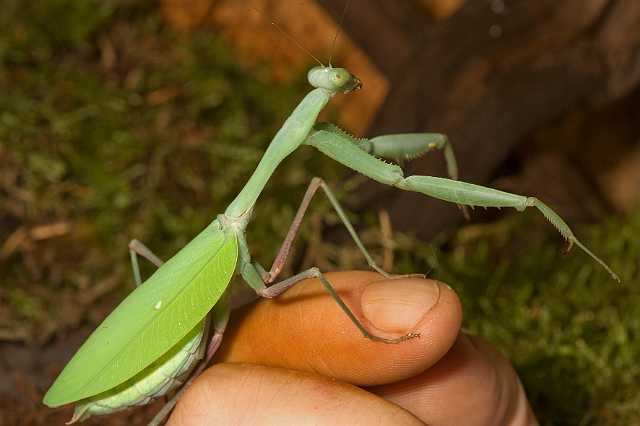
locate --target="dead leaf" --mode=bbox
[599,145,640,212]
[29,222,70,241]
[419,0,466,20]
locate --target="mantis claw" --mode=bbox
[458,204,471,220]
[384,272,427,280]
[368,332,421,344]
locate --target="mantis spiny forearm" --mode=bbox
[317,122,460,180]
[305,125,620,282]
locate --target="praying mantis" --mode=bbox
[42,15,620,426]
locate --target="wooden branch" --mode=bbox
[318,0,640,239]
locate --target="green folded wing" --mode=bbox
[43,221,238,407]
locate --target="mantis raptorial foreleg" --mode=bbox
[306,126,620,282]
[368,133,458,178]
[266,176,393,283]
[262,126,468,282]
[314,122,460,180]
[313,123,471,217]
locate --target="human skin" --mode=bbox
[168,271,538,426]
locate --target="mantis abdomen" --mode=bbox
[68,321,205,423]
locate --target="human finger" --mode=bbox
[168,363,423,426]
[216,271,462,386]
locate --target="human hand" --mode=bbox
[168,271,537,425]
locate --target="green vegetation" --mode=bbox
[1,1,638,424]
[400,212,640,425]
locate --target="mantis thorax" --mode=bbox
[218,210,253,234]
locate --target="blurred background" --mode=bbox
[1,0,639,424]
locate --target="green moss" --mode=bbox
[395,210,640,425]
[7,288,42,320]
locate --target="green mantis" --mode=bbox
[43,58,620,425]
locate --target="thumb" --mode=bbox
[216,271,462,386]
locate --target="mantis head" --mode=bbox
[308,66,362,94]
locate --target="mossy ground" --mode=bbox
[405,212,640,425]
[1,1,638,424]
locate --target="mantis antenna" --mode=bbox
[250,6,325,67]
[328,0,352,67]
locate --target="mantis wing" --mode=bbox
[43,221,238,407]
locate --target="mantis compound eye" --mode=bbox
[330,69,361,92]
[331,70,347,83]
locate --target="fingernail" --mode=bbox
[361,279,441,333]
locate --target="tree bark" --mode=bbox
[318,0,640,239]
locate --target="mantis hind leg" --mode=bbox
[128,239,164,286]
[266,177,395,283]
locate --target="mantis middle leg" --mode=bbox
[266,176,394,284]
[234,179,424,344]
[240,262,421,344]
